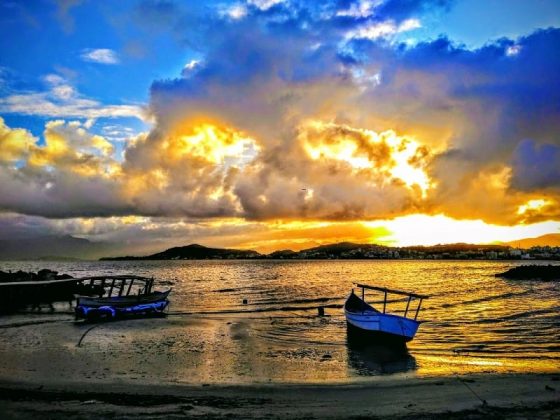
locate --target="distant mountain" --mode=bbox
[101,243,262,260]
[503,233,560,249]
[0,235,112,260]
[405,243,509,252]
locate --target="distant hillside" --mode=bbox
[101,243,262,260]
[268,249,297,258]
[100,237,560,261]
[297,242,387,257]
[504,234,560,249]
[0,235,112,260]
[303,242,363,253]
[406,243,510,252]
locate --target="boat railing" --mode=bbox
[354,283,429,320]
[74,275,155,298]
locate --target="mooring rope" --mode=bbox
[456,376,488,406]
[440,362,488,406]
[76,324,102,347]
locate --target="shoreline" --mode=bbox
[0,260,558,418]
[0,313,558,383]
[0,374,558,418]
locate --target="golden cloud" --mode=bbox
[27,120,116,177]
[0,117,36,162]
[300,120,433,197]
[1,116,559,234]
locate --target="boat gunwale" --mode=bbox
[76,288,171,308]
[354,283,429,299]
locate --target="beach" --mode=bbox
[3,0,560,416]
[0,370,558,418]
[0,312,558,418]
[0,260,559,418]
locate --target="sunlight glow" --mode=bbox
[176,124,258,166]
[383,133,432,195]
[517,199,549,215]
[305,140,371,169]
[302,121,432,196]
[366,214,560,246]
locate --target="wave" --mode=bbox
[169,302,342,316]
[247,296,342,305]
[438,290,532,309]
[475,308,557,323]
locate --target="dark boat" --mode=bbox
[74,275,171,321]
[344,284,428,344]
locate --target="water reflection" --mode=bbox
[346,331,417,375]
[1,259,558,378]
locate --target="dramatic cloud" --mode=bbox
[1,0,559,250]
[0,117,129,218]
[511,139,560,192]
[143,5,559,225]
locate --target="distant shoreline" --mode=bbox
[99,242,560,261]
[2,237,559,261]
[99,257,560,262]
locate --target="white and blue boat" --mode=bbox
[344,284,428,344]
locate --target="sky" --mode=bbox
[0,0,559,254]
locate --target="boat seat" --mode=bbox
[345,292,379,313]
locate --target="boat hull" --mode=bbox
[75,289,171,321]
[344,292,420,343]
[346,320,415,344]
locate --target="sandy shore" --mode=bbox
[0,374,558,419]
[0,313,558,418]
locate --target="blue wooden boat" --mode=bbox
[344,284,428,344]
[74,275,171,321]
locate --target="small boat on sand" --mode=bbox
[344,284,428,344]
[74,275,171,321]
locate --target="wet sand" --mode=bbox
[0,375,558,419]
[0,314,558,418]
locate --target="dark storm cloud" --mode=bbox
[511,140,560,192]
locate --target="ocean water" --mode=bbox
[0,259,558,383]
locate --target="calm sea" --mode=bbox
[1,259,558,382]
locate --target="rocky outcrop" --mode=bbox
[0,269,73,283]
[496,265,560,281]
